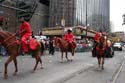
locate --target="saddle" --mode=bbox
[96,45,105,56]
[29,38,38,50]
[67,42,76,51]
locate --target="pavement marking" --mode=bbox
[108,56,125,83]
[54,63,95,83]
[49,60,52,63]
[85,63,94,67]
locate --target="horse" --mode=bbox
[54,37,76,62]
[0,31,44,79]
[96,34,107,70]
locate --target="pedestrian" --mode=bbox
[31,31,35,38]
[49,37,55,55]
[18,17,32,55]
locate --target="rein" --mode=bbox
[0,32,18,47]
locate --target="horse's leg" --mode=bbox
[32,54,39,72]
[65,51,69,61]
[4,55,14,79]
[61,52,64,62]
[97,57,101,68]
[101,57,105,70]
[38,52,43,69]
[13,56,18,76]
[71,49,75,61]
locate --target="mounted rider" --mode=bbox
[18,17,32,54]
[94,30,107,55]
[63,29,74,48]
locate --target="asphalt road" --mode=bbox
[0,49,125,83]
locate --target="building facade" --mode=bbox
[0,0,17,32]
[49,0,110,32]
[0,0,49,33]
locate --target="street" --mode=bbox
[0,49,125,83]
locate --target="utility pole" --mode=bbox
[85,0,88,43]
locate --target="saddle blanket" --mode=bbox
[29,38,38,50]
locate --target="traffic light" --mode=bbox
[122,14,125,25]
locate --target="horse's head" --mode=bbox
[100,35,107,43]
[53,37,60,47]
[99,35,107,48]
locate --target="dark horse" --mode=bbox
[54,37,76,62]
[0,31,44,79]
[96,35,107,70]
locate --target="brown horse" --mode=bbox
[96,35,107,70]
[54,37,76,62]
[0,31,44,79]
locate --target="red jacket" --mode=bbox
[19,21,32,37]
[63,32,74,43]
[94,32,101,43]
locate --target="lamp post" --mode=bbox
[122,14,125,25]
[85,0,88,43]
[122,14,125,34]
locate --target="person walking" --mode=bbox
[49,37,55,55]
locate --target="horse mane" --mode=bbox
[98,35,107,49]
[56,37,67,45]
[0,31,17,48]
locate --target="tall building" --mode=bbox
[49,0,75,27]
[49,0,110,32]
[17,0,49,32]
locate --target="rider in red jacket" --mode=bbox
[94,32,101,43]
[63,29,74,48]
[19,17,32,54]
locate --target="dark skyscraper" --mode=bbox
[49,0,110,32]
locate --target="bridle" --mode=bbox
[0,34,18,47]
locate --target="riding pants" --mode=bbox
[21,33,31,53]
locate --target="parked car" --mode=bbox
[112,42,122,51]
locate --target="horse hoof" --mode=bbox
[102,67,104,70]
[60,61,63,63]
[67,59,70,61]
[70,59,73,61]
[31,70,35,73]
[13,72,18,76]
[41,66,44,69]
[4,74,8,79]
